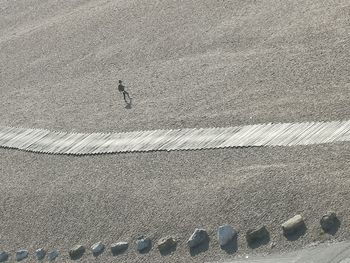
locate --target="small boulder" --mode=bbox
[91,241,104,255]
[320,211,338,232]
[0,252,8,262]
[217,225,237,246]
[35,248,46,260]
[246,226,269,245]
[157,236,177,252]
[47,250,59,261]
[136,236,151,252]
[16,250,28,261]
[69,245,85,259]
[187,228,208,248]
[282,215,304,234]
[111,242,128,255]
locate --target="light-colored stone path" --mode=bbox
[0,120,349,155]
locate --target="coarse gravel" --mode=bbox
[0,143,349,262]
[0,0,349,133]
[0,0,349,262]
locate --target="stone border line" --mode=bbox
[0,120,349,155]
[0,212,340,261]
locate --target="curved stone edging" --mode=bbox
[0,212,341,261]
[0,120,349,155]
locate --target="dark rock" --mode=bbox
[218,224,237,246]
[15,250,28,261]
[157,236,177,252]
[0,252,8,262]
[136,236,151,252]
[320,211,338,232]
[35,248,46,260]
[69,245,85,259]
[246,226,269,245]
[91,241,104,255]
[187,228,209,248]
[111,242,128,255]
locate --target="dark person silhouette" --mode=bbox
[118,80,131,103]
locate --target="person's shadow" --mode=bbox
[125,98,133,109]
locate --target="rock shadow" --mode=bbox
[138,241,152,254]
[190,237,210,256]
[284,222,307,241]
[0,252,9,262]
[92,247,105,258]
[220,235,238,254]
[323,217,341,236]
[111,245,128,256]
[160,243,178,256]
[247,231,270,249]
[69,253,84,261]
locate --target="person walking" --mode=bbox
[118,80,132,104]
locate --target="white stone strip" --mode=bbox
[0,120,349,155]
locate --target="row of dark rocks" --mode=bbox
[0,211,339,261]
[247,212,339,246]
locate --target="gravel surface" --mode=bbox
[0,144,349,262]
[0,0,349,262]
[0,0,349,132]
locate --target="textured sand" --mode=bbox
[0,0,349,262]
[0,144,349,262]
[0,0,349,132]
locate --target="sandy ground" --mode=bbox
[0,144,349,262]
[0,0,349,262]
[0,0,349,132]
